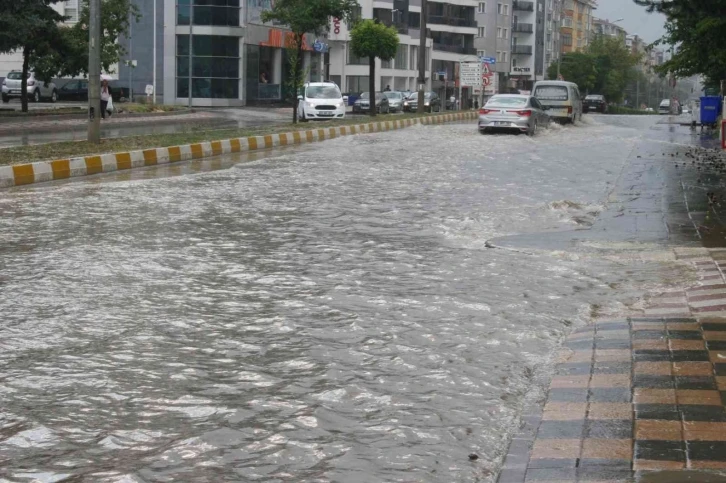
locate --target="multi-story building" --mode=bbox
[560,0,596,54]
[510,0,561,90]
[474,0,512,95]
[592,17,626,41]
[545,0,563,76]
[327,0,432,95]
[427,0,478,106]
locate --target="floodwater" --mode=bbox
[0,116,691,482]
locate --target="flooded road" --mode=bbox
[0,116,692,482]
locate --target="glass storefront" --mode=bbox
[177,0,240,27]
[176,35,240,98]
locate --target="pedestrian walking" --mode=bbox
[384,85,391,92]
[100,80,112,120]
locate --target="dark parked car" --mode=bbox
[352,92,390,114]
[404,92,442,113]
[57,80,126,102]
[583,94,607,113]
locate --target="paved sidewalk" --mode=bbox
[497,247,726,482]
[0,111,218,133]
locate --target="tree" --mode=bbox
[349,19,399,116]
[33,0,140,80]
[261,0,360,124]
[0,0,65,112]
[632,0,726,85]
[547,52,597,92]
[588,35,640,103]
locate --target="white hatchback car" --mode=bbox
[2,71,57,103]
[297,82,346,122]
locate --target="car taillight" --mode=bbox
[479,108,495,114]
[508,110,532,117]
[567,106,573,114]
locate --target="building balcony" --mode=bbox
[513,1,534,12]
[511,45,533,55]
[428,15,477,28]
[433,43,477,55]
[513,23,534,33]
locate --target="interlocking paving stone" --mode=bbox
[497,248,726,482]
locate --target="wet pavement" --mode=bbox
[0,114,724,482]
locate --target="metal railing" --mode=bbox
[427,15,477,28]
[432,43,477,55]
[511,45,533,54]
[513,23,534,33]
[513,1,534,11]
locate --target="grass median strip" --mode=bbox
[0,112,465,167]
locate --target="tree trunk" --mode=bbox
[21,45,30,113]
[369,56,376,117]
[292,35,304,124]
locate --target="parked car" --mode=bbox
[2,71,57,103]
[297,81,346,122]
[533,80,582,124]
[404,92,442,113]
[478,94,550,136]
[57,80,127,102]
[583,94,607,113]
[383,91,405,112]
[353,92,390,114]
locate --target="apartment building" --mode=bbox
[560,0,596,53]
[509,0,562,89]
[474,0,512,94]
[427,0,478,105]
[592,17,626,41]
[327,0,432,95]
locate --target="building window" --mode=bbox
[177,0,241,27]
[562,17,572,27]
[497,27,502,37]
[503,28,508,39]
[478,26,486,37]
[478,2,486,13]
[347,76,369,93]
[381,58,392,69]
[347,43,368,65]
[477,49,487,57]
[512,57,517,67]
[497,50,507,62]
[395,44,408,70]
[497,3,503,14]
[176,35,239,98]
[410,45,418,70]
[562,33,572,46]
[502,51,507,62]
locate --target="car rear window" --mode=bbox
[7,72,26,80]
[486,97,528,107]
[535,85,569,101]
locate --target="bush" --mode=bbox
[606,106,656,115]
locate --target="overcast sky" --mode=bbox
[594,0,667,44]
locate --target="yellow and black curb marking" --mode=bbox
[0,111,477,188]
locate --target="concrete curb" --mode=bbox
[0,111,476,189]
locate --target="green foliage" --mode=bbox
[260,0,360,123]
[0,0,65,111]
[547,52,597,92]
[349,19,399,61]
[33,0,140,80]
[350,19,399,116]
[633,0,726,85]
[547,36,640,104]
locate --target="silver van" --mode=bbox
[533,80,583,124]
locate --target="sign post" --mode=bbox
[460,60,483,110]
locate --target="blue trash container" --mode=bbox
[700,96,721,126]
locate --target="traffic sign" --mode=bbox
[480,56,496,64]
[459,61,482,87]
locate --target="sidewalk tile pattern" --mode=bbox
[0,112,477,189]
[497,248,726,482]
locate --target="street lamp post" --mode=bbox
[417,0,427,113]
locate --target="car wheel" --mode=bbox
[1,95,8,103]
[50,90,58,103]
[479,128,488,135]
[528,120,538,136]
[299,109,308,122]
[33,89,40,103]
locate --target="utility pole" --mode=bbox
[188,2,194,108]
[153,0,157,104]
[88,0,101,144]
[417,0,427,113]
[636,78,639,109]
